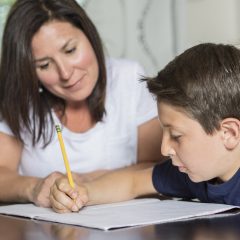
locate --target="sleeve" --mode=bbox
[134,62,158,126]
[152,160,196,199]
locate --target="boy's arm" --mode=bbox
[85,167,156,206]
[50,167,157,213]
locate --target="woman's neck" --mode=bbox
[55,101,95,133]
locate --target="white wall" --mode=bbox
[0,4,11,47]
[1,0,240,73]
[81,0,186,75]
[185,0,240,48]
[82,0,240,73]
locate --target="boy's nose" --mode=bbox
[161,136,175,157]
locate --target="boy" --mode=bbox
[50,43,240,213]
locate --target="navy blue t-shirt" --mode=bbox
[152,160,240,206]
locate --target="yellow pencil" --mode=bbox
[55,124,75,188]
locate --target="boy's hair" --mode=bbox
[144,43,240,134]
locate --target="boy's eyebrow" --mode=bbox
[159,122,172,128]
[160,122,181,130]
[164,124,171,127]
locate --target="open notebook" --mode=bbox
[0,198,239,231]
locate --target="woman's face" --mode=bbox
[31,20,99,105]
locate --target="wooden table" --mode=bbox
[0,211,239,240]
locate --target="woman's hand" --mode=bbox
[31,172,63,207]
[49,176,89,213]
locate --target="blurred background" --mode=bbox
[0,0,240,75]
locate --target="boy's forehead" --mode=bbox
[157,102,181,116]
[157,102,190,127]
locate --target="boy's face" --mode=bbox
[158,102,237,183]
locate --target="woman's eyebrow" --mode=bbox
[34,57,49,63]
[61,39,73,50]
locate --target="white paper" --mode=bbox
[0,198,238,231]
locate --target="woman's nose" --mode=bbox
[57,60,73,80]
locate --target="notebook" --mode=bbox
[0,198,238,231]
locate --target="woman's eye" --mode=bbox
[38,63,49,70]
[65,47,76,54]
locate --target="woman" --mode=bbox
[0,0,163,207]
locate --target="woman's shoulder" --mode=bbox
[106,57,145,85]
[105,57,146,101]
[106,57,137,65]
[106,57,144,73]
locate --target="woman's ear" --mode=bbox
[220,118,240,150]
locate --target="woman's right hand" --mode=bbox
[49,176,89,213]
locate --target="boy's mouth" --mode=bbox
[178,166,187,173]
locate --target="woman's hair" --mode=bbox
[143,43,240,134]
[0,0,106,146]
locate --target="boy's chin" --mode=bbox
[188,174,204,183]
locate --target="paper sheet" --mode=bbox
[0,198,238,231]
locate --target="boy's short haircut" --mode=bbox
[143,43,240,134]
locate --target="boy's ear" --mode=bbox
[220,118,240,150]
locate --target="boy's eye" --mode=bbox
[170,134,182,141]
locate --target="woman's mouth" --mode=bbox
[63,75,86,91]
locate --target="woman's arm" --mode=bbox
[137,117,165,163]
[0,132,62,206]
[0,132,31,202]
